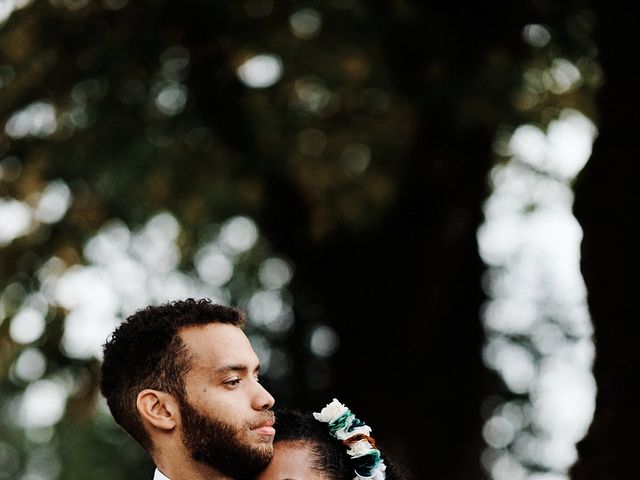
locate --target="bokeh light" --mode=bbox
[17,379,68,429]
[309,324,339,357]
[522,24,552,48]
[9,307,46,345]
[289,8,322,40]
[4,101,57,139]
[236,54,283,89]
[0,0,31,25]
[0,199,31,245]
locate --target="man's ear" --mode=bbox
[136,389,178,431]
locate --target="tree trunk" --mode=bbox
[571,3,640,478]
[287,3,526,477]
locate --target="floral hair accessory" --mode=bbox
[313,398,387,480]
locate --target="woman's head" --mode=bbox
[257,399,410,480]
[256,408,352,480]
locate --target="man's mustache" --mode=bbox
[248,410,276,429]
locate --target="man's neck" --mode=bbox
[154,454,233,480]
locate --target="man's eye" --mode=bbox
[225,378,241,386]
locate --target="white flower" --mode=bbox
[314,398,386,480]
[348,424,372,437]
[334,420,372,440]
[313,398,349,424]
[346,439,375,457]
[371,466,387,480]
[353,462,386,480]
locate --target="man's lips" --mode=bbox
[251,419,276,436]
[252,425,276,435]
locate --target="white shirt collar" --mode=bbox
[153,468,171,480]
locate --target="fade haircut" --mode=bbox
[100,298,246,450]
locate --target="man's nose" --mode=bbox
[253,381,275,410]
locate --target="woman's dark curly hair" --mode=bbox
[99,298,245,450]
[273,408,411,480]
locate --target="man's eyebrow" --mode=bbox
[214,364,261,375]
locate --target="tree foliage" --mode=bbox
[0,1,604,479]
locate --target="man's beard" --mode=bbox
[178,396,274,479]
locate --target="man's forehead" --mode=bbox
[179,322,244,342]
[178,323,257,366]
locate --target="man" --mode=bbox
[100,298,276,480]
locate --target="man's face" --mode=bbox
[178,323,276,479]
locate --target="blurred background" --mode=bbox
[0,0,636,479]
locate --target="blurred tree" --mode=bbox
[0,0,601,479]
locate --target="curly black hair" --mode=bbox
[273,408,411,480]
[100,298,245,450]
